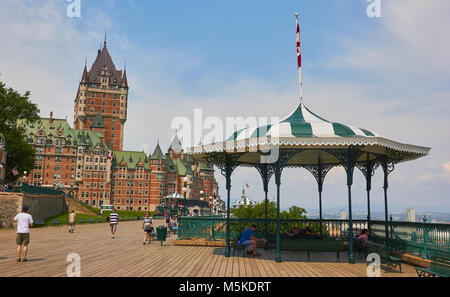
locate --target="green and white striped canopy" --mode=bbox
[227,104,377,141]
[188,103,430,164]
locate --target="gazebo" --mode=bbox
[186,14,430,263]
[232,188,258,208]
[157,192,184,215]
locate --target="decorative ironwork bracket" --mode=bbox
[325,145,364,186]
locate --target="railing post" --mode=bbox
[178,217,181,240]
[211,217,215,241]
[389,216,393,238]
[423,216,428,259]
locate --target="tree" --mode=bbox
[232,202,307,219]
[0,81,40,182]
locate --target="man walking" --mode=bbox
[68,210,76,233]
[14,205,34,262]
[109,208,119,238]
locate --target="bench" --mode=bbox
[367,242,402,272]
[77,218,86,224]
[34,219,45,227]
[416,254,450,277]
[88,218,95,223]
[97,218,103,223]
[168,224,178,236]
[233,233,250,257]
[263,234,343,261]
[278,238,344,262]
[51,219,62,225]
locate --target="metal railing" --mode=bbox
[178,217,368,241]
[178,216,450,259]
[370,217,450,259]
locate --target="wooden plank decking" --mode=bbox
[0,220,418,277]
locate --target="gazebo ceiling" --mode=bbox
[188,103,431,165]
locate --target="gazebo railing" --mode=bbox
[178,217,368,241]
[178,217,450,259]
[370,219,450,259]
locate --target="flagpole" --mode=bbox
[296,12,304,105]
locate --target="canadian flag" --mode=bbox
[296,16,301,69]
[296,13,304,103]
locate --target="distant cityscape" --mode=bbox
[306,208,450,224]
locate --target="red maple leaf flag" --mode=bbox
[296,13,303,103]
[297,16,301,69]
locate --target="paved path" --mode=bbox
[0,221,418,277]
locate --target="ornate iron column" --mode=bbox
[356,153,380,235]
[205,152,242,258]
[381,157,394,247]
[328,146,362,264]
[274,162,282,263]
[304,157,334,238]
[254,163,274,240]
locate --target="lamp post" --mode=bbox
[200,190,204,216]
[182,176,188,216]
[209,196,213,215]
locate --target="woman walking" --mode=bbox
[142,213,153,245]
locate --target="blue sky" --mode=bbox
[1,0,449,214]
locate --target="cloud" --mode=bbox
[0,0,448,212]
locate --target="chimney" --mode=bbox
[50,112,53,123]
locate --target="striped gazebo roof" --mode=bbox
[227,103,378,141]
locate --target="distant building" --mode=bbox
[406,208,416,222]
[340,210,347,220]
[232,188,257,208]
[18,36,218,211]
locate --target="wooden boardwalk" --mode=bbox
[0,220,418,277]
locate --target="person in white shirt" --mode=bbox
[14,205,34,262]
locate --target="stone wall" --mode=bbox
[0,192,66,228]
[65,197,96,216]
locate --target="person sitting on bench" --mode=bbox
[238,224,263,257]
[299,227,320,238]
[281,227,300,238]
[358,229,369,248]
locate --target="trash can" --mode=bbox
[156,225,167,246]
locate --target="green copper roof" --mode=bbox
[150,142,165,160]
[21,117,107,149]
[172,158,193,176]
[166,157,178,173]
[199,161,214,171]
[112,150,150,169]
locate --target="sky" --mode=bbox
[0,0,449,214]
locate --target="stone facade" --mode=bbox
[0,192,66,228]
[73,41,128,151]
[18,38,219,212]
